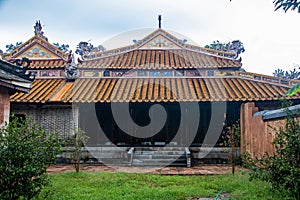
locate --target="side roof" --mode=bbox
[0,59,34,93]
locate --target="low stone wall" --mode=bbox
[240,102,297,158]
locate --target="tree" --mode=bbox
[248,102,300,199]
[65,128,89,172]
[286,82,300,96]
[273,0,300,12]
[222,121,241,175]
[0,116,62,200]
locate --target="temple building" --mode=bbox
[1,20,300,165]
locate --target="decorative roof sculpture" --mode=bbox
[65,51,79,80]
[75,41,105,57]
[5,42,23,53]
[53,43,70,53]
[34,20,48,41]
[205,40,245,59]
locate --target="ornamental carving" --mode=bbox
[65,52,79,80]
[53,43,70,53]
[205,40,245,59]
[13,57,35,80]
[25,47,50,58]
[225,40,245,58]
[5,42,22,53]
[75,41,105,56]
[147,38,173,48]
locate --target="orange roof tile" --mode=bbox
[10,79,65,103]
[29,59,66,69]
[80,49,241,70]
[10,77,299,103]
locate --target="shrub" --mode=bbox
[221,121,241,175]
[64,128,89,172]
[0,115,62,199]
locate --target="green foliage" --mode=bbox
[64,128,89,172]
[248,105,300,199]
[286,81,300,96]
[0,115,62,200]
[35,172,286,200]
[273,0,300,12]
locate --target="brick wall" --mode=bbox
[11,104,77,138]
[0,88,10,126]
[240,102,286,158]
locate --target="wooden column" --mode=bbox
[0,88,10,127]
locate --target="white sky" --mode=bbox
[0,0,300,75]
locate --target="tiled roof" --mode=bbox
[10,77,298,103]
[28,59,66,69]
[0,59,33,93]
[80,49,241,69]
[0,68,31,83]
[10,79,64,103]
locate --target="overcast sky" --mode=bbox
[0,0,300,75]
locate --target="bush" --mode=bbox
[221,120,241,175]
[0,115,62,199]
[248,105,300,199]
[64,128,89,172]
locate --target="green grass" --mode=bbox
[34,171,286,200]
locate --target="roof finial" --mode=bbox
[158,15,162,29]
[34,20,48,41]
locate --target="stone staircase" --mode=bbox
[58,146,237,166]
[128,147,191,167]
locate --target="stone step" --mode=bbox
[131,162,187,167]
[132,159,187,167]
[133,154,186,160]
[134,151,185,155]
[131,148,188,167]
[134,147,186,151]
[133,158,183,163]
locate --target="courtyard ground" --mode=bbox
[47,164,245,175]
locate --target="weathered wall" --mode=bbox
[11,104,77,138]
[0,87,10,126]
[240,102,287,158]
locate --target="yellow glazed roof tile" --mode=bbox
[10,77,300,103]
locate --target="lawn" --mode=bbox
[33,171,288,200]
